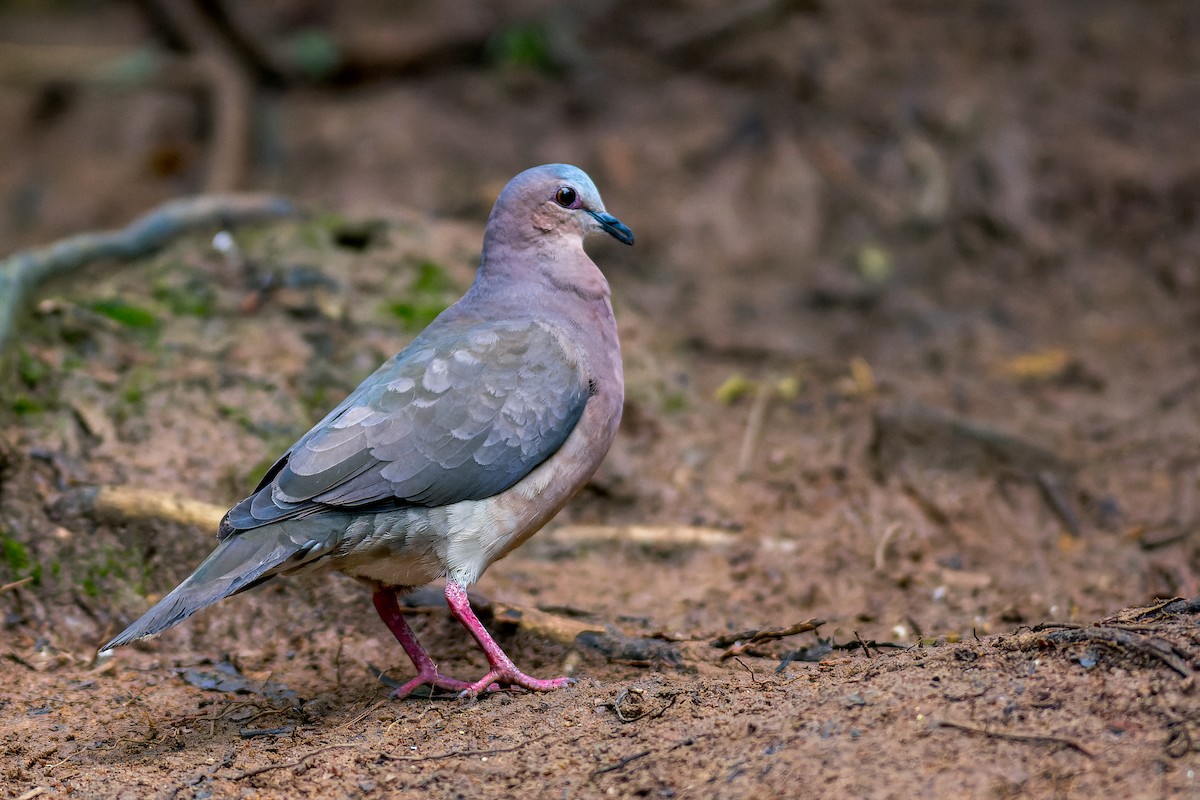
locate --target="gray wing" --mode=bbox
[220,319,589,535]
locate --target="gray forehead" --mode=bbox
[544,164,593,188]
[529,164,600,198]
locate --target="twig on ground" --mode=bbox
[736,381,773,476]
[713,618,825,659]
[0,43,252,192]
[873,522,901,572]
[227,743,356,780]
[590,736,703,780]
[654,0,802,62]
[935,718,1095,758]
[0,576,34,593]
[1036,470,1082,537]
[59,485,227,530]
[377,732,555,763]
[543,523,739,550]
[1013,610,1195,677]
[334,699,389,732]
[490,601,604,646]
[1104,596,1200,623]
[591,749,652,778]
[734,657,769,686]
[0,194,296,355]
[1037,626,1192,677]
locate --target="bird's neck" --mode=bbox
[475,239,611,304]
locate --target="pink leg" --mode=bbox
[372,588,480,698]
[444,579,575,698]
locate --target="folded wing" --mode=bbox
[220,319,589,537]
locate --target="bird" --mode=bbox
[100,164,633,699]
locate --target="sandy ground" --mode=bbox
[2,1,1200,798]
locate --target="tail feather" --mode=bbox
[100,525,323,653]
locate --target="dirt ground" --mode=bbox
[2,1,1200,798]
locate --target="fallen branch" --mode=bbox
[0,576,35,594]
[542,523,739,550]
[1027,625,1193,678]
[736,381,773,476]
[1036,470,1082,537]
[0,193,296,355]
[1101,596,1200,624]
[653,0,803,63]
[0,44,252,192]
[1041,623,1190,676]
[934,718,1095,758]
[490,601,603,645]
[56,485,227,531]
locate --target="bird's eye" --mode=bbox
[554,186,577,208]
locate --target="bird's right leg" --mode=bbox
[372,588,478,698]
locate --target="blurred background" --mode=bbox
[0,0,1199,654]
[2,0,1192,358]
[2,2,1200,794]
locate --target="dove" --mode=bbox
[100,164,633,698]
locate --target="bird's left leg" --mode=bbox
[444,579,575,698]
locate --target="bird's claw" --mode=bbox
[458,672,575,699]
[388,667,479,699]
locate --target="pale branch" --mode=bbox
[0,193,296,355]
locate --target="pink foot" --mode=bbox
[444,579,575,699]
[372,589,498,698]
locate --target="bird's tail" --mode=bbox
[99,523,327,653]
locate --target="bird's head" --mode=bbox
[488,164,634,250]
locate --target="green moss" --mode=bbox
[411,260,455,294]
[1,532,41,586]
[217,402,257,433]
[77,547,149,598]
[296,214,343,250]
[10,394,44,415]
[387,299,451,331]
[17,347,50,388]
[153,275,216,318]
[385,259,459,332]
[111,369,152,426]
[661,391,690,414]
[299,383,333,420]
[122,373,147,406]
[89,299,161,329]
[2,536,30,574]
